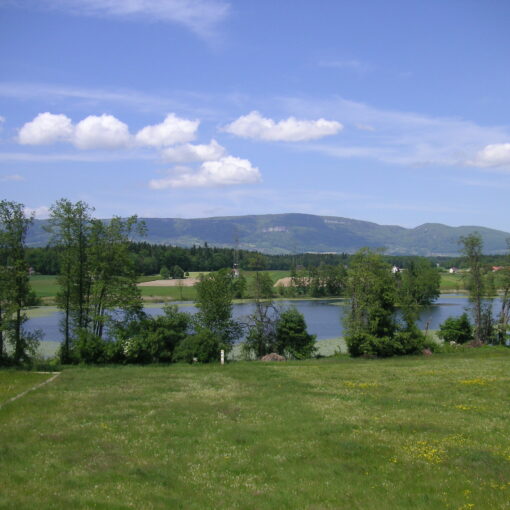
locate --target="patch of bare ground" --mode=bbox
[137,278,199,287]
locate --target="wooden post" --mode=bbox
[220,349,225,365]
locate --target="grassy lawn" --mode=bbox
[0,371,54,402]
[1,348,509,509]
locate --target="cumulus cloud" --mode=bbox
[41,0,230,38]
[73,114,131,150]
[18,112,73,145]
[24,206,50,219]
[469,143,510,168]
[161,139,226,163]
[136,113,199,147]
[149,156,261,189]
[224,111,343,142]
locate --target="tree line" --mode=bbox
[26,239,504,277]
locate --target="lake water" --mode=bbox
[28,294,503,343]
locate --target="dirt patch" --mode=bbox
[274,277,312,287]
[137,278,199,287]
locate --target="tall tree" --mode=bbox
[87,216,145,339]
[47,199,93,362]
[495,240,510,345]
[344,248,397,339]
[460,233,486,344]
[194,269,242,350]
[0,200,36,364]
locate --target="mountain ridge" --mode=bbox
[26,213,510,256]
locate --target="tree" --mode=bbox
[47,199,93,362]
[438,313,473,344]
[249,271,274,299]
[87,216,145,340]
[495,241,510,345]
[160,266,170,279]
[460,233,490,344]
[171,265,184,279]
[344,248,397,340]
[194,269,242,351]
[243,301,280,359]
[275,308,316,359]
[0,200,39,364]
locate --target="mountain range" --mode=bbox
[27,213,510,256]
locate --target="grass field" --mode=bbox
[1,348,509,509]
[29,272,478,303]
[0,371,53,402]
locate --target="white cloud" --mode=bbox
[149,156,261,189]
[469,143,510,168]
[224,111,343,142]
[24,206,50,219]
[136,113,199,147]
[73,114,131,150]
[280,96,510,167]
[0,174,25,182]
[41,0,229,38]
[18,112,73,145]
[161,139,226,163]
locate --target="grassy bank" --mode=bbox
[1,348,509,509]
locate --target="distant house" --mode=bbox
[449,267,458,274]
[391,266,400,274]
[492,266,504,272]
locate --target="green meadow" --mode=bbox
[1,348,509,509]
[31,272,467,303]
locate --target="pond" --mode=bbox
[27,294,503,343]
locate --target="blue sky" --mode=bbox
[1,0,510,231]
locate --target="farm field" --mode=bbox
[30,271,469,302]
[1,348,509,509]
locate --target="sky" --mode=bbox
[1,0,510,231]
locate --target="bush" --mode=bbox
[346,329,428,358]
[173,329,223,363]
[111,305,191,363]
[275,308,316,359]
[438,313,473,344]
[73,330,107,364]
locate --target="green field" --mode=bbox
[29,272,481,303]
[1,348,509,509]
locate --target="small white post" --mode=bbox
[220,349,225,365]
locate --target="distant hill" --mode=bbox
[27,213,510,256]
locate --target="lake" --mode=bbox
[27,294,503,343]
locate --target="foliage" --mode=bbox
[243,301,280,359]
[109,305,191,364]
[72,329,108,364]
[344,248,435,357]
[194,269,242,349]
[171,265,184,279]
[344,248,397,340]
[249,271,274,299]
[396,257,440,307]
[345,330,431,358]
[160,266,170,279]
[0,200,39,365]
[47,200,146,362]
[437,313,473,344]
[275,307,316,359]
[460,233,485,343]
[173,328,223,363]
